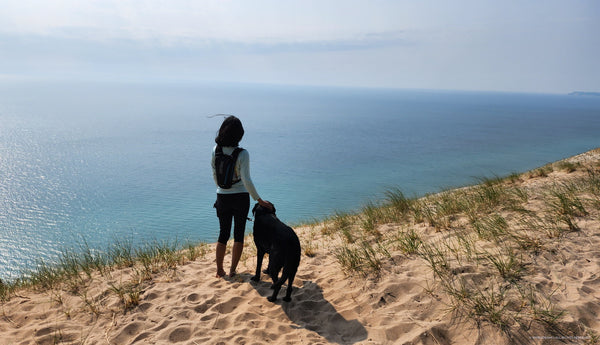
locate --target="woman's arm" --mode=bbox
[238,150,273,210]
[237,150,261,201]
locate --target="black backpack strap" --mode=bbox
[231,147,243,160]
[216,145,242,157]
[229,148,244,186]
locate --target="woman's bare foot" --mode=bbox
[216,269,226,278]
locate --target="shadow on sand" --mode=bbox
[250,278,368,344]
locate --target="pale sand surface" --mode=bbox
[1,149,599,344]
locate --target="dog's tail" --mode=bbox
[273,268,290,286]
[281,239,300,287]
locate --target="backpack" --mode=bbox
[214,146,244,189]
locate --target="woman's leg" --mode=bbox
[229,242,244,277]
[215,242,227,278]
[229,194,250,276]
[215,195,233,278]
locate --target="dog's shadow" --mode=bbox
[249,278,368,344]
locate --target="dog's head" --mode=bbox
[252,203,276,218]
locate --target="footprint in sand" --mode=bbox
[583,275,600,287]
[199,311,218,322]
[111,322,144,344]
[167,326,192,342]
[576,301,600,327]
[137,302,153,312]
[131,331,152,343]
[580,285,594,294]
[186,293,201,303]
[151,320,170,332]
[145,292,159,300]
[193,296,218,314]
[213,296,244,314]
[233,311,261,323]
[35,326,57,337]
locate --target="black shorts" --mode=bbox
[214,193,250,244]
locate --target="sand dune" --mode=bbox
[1,149,599,344]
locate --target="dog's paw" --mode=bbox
[267,296,277,303]
[283,296,292,302]
[250,275,260,282]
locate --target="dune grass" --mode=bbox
[327,156,600,337]
[1,151,598,340]
[0,239,209,307]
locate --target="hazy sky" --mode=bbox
[1,0,598,93]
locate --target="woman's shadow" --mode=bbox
[249,277,368,344]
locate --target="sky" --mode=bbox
[0,0,599,93]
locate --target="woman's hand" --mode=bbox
[258,198,274,210]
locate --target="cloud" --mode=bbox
[0,0,404,43]
[0,27,409,63]
[0,1,599,92]
[0,28,411,85]
[208,31,411,54]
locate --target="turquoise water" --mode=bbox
[0,81,599,279]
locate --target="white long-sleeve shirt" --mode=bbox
[211,145,261,201]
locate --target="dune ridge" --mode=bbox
[1,149,600,344]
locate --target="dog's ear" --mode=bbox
[252,203,259,215]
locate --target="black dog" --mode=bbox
[250,203,301,302]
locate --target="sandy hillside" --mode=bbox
[1,149,599,345]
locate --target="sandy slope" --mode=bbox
[1,149,599,345]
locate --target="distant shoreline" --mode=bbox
[568,91,600,96]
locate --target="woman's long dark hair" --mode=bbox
[215,116,244,147]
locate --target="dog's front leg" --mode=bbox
[251,248,265,282]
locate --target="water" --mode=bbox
[0,81,599,279]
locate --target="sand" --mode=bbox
[1,149,599,345]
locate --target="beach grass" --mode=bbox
[1,150,599,343]
[0,239,209,305]
[326,153,600,337]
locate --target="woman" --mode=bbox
[212,116,272,278]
